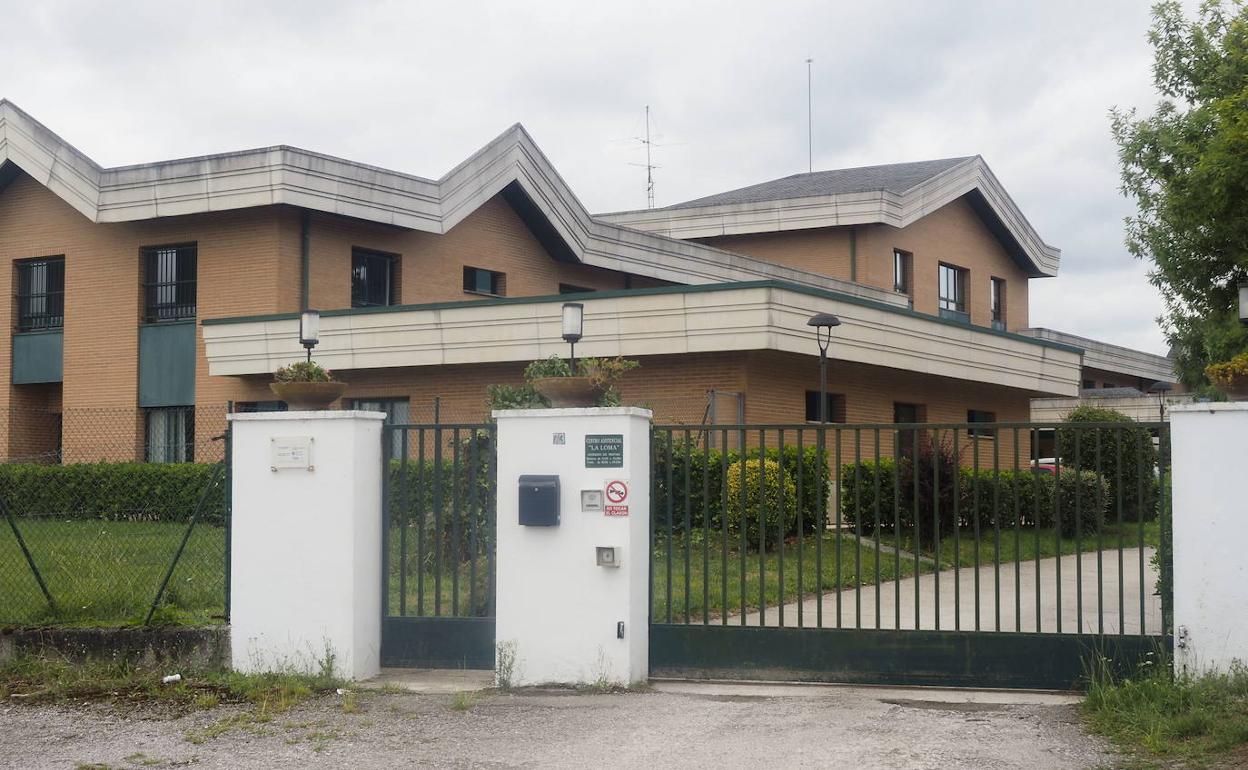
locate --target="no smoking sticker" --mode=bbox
[605,479,629,516]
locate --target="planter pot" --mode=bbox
[269,381,348,411]
[531,376,603,408]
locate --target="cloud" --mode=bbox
[0,0,1175,353]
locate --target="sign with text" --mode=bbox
[604,479,629,516]
[584,434,624,468]
[270,436,313,471]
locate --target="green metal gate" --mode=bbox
[380,422,496,669]
[649,421,1172,690]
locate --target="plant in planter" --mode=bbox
[500,355,640,409]
[1205,352,1248,400]
[270,360,348,410]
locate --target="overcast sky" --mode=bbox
[2,0,1180,354]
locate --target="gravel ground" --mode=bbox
[0,686,1114,770]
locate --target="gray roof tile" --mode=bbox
[662,157,975,210]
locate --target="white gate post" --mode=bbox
[493,407,652,687]
[227,410,385,680]
[1169,402,1248,675]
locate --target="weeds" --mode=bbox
[1083,654,1248,766]
[449,691,477,712]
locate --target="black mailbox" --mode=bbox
[518,475,560,526]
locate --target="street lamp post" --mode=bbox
[1148,380,1174,423]
[562,302,584,374]
[807,313,842,423]
[299,309,320,363]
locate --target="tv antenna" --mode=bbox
[627,105,659,209]
[805,57,813,173]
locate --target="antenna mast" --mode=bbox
[806,58,813,173]
[644,105,655,209]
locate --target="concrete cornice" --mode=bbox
[0,99,904,308]
[1019,328,1176,383]
[203,283,1081,396]
[595,157,1062,278]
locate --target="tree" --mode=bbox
[1112,1,1248,390]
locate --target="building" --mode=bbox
[0,99,1089,464]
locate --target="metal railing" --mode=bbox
[382,423,497,619]
[650,421,1170,637]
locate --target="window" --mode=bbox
[990,277,1006,331]
[1081,379,1096,390]
[145,407,194,462]
[892,250,911,295]
[804,391,846,423]
[559,283,594,294]
[938,263,968,321]
[15,257,65,332]
[463,267,505,297]
[349,397,410,458]
[894,402,925,456]
[351,249,399,308]
[967,409,996,439]
[142,244,197,323]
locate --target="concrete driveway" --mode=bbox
[0,680,1112,770]
[741,547,1161,635]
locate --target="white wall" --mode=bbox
[1170,402,1248,675]
[493,407,652,687]
[228,411,384,680]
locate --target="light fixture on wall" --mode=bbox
[562,302,584,373]
[300,309,320,363]
[807,312,841,424]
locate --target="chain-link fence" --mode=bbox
[0,406,229,627]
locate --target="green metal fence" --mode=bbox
[649,420,1171,689]
[0,407,230,627]
[380,422,497,669]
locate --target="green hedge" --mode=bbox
[841,462,1109,539]
[1056,406,1160,522]
[651,439,830,539]
[0,462,227,527]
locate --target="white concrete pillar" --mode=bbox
[493,407,652,687]
[1170,402,1248,675]
[227,410,385,680]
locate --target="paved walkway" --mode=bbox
[741,547,1162,634]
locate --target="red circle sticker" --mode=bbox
[605,480,629,504]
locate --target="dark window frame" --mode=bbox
[463,266,506,297]
[938,263,968,314]
[892,249,911,295]
[142,244,197,323]
[144,406,195,463]
[804,391,846,423]
[893,402,926,456]
[967,408,997,439]
[559,283,595,295]
[990,276,1006,330]
[15,256,66,332]
[351,248,400,308]
[349,396,411,458]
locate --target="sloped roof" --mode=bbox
[664,157,974,210]
[0,99,906,307]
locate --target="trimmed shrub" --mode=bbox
[1056,405,1159,522]
[0,462,226,526]
[724,458,796,549]
[1052,468,1109,538]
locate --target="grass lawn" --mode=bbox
[385,527,491,617]
[0,518,225,626]
[1084,658,1248,768]
[896,519,1163,570]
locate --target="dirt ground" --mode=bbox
[0,682,1115,770]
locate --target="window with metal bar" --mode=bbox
[145,406,195,462]
[142,245,197,323]
[938,263,968,322]
[463,266,505,297]
[15,257,65,332]
[350,397,410,458]
[351,249,399,308]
